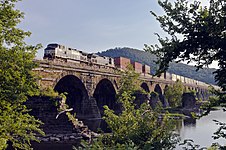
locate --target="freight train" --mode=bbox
[43,43,114,67]
[43,43,210,88]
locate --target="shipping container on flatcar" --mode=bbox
[176,75,181,81]
[164,72,172,80]
[142,65,150,74]
[114,57,131,70]
[159,73,165,79]
[190,78,193,84]
[132,61,142,73]
[171,74,177,81]
[188,78,193,84]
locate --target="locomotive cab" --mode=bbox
[43,47,56,59]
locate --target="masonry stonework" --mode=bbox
[33,59,211,120]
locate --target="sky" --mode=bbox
[16,0,171,58]
[16,0,216,68]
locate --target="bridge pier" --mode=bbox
[81,97,101,119]
[34,60,212,118]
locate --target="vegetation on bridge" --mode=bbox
[165,80,184,108]
[76,66,180,149]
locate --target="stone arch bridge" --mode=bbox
[34,59,211,119]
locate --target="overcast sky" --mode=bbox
[16,0,216,68]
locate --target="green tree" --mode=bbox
[146,0,226,148]
[79,65,180,149]
[165,80,184,107]
[103,92,179,149]
[117,64,143,97]
[0,0,44,149]
[145,0,226,91]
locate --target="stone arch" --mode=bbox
[149,81,156,92]
[154,84,167,106]
[195,87,199,93]
[54,75,89,118]
[164,85,169,94]
[154,84,163,96]
[141,82,150,93]
[200,89,205,100]
[131,82,150,108]
[93,78,117,116]
[203,89,209,101]
[184,86,189,92]
[113,79,119,89]
[188,87,192,91]
[196,88,201,100]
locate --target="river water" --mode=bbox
[32,108,226,149]
[176,108,226,149]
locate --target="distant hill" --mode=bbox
[97,47,216,85]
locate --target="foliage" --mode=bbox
[117,64,144,97]
[179,139,219,150]
[165,80,184,107]
[57,94,79,127]
[39,87,59,98]
[207,146,219,150]
[190,90,197,97]
[0,100,44,150]
[145,0,225,91]
[213,119,226,141]
[179,139,206,150]
[200,94,220,116]
[75,138,139,150]
[103,93,179,149]
[82,65,179,149]
[0,0,44,149]
[98,47,216,85]
[150,91,159,97]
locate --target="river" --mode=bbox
[32,108,226,149]
[176,108,226,149]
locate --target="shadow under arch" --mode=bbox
[93,78,117,116]
[54,75,89,118]
[164,85,169,94]
[154,84,165,106]
[141,82,150,93]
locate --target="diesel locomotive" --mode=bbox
[43,43,114,67]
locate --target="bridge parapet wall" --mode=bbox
[34,59,213,91]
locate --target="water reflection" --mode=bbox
[31,108,226,149]
[183,118,196,127]
[82,116,198,134]
[176,108,226,149]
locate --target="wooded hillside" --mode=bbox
[97,47,216,85]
